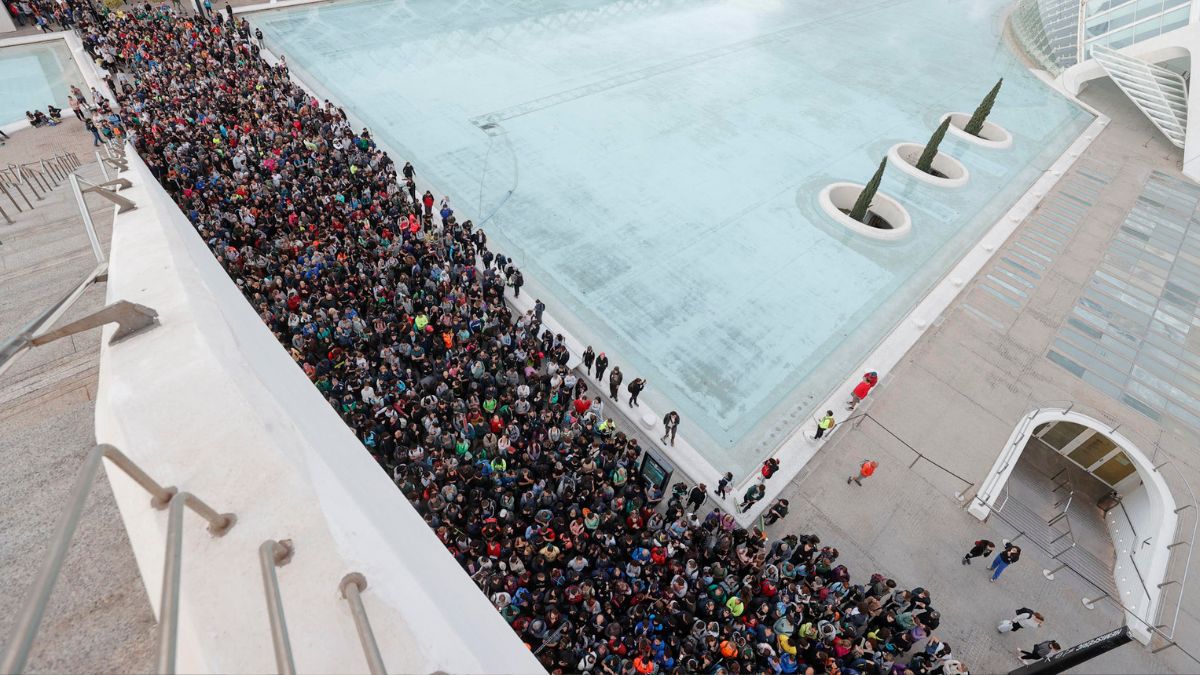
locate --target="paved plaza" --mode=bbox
[762,81,1200,674]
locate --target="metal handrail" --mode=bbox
[0,261,108,379]
[1,445,175,672]
[1034,399,1198,642]
[69,174,107,264]
[157,493,237,674]
[259,540,296,675]
[0,155,134,379]
[978,400,1199,652]
[339,573,386,675]
[1153,458,1198,642]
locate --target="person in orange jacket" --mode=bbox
[847,459,878,486]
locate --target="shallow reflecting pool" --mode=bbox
[0,40,85,125]
[256,0,1094,475]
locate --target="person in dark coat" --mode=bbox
[594,352,609,381]
[961,539,995,565]
[627,377,646,406]
[988,541,1021,581]
[608,366,623,401]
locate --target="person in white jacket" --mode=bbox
[998,607,1044,633]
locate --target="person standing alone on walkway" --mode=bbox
[847,372,878,410]
[764,498,789,525]
[662,410,680,445]
[988,541,1021,582]
[961,539,995,565]
[608,366,623,401]
[715,471,734,499]
[814,411,835,440]
[594,352,609,382]
[582,346,595,375]
[847,459,878,486]
[760,457,780,482]
[627,377,646,406]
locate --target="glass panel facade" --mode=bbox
[1039,421,1089,449]
[1084,0,1194,52]
[1068,432,1118,468]
[1094,452,1139,485]
[1012,0,1083,73]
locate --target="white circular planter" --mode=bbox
[887,143,969,188]
[818,182,912,241]
[943,112,1013,149]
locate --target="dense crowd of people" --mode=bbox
[22,0,968,671]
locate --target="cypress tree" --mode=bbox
[849,157,887,224]
[964,78,1003,137]
[915,117,952,174]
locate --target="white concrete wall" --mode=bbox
[1108,484,1156,634]
[94,148,542,674]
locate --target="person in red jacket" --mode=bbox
[760,457,780,481]
[846,371,878,410]
[573,397,591,415]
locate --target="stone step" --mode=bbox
[0,348,98,406]
[0,367,96,424]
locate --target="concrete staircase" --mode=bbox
[0,150,155,673]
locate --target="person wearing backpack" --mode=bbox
[627,377,646,406]
[998,608,1043,633]
[961,539,995,565]
[761,457,780,481]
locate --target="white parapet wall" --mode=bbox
[94,148,543,674]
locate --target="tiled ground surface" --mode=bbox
[1047,170,1200,439]
[962,163,1115,329]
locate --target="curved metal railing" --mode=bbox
[969,399,1198,658]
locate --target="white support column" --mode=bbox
[1185,60,1200,181]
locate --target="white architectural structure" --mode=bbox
[92,147,543,675]
[969,405,1182,643]
[1014,0,1200,178]
[1090,43,1188,147]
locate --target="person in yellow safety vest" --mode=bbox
[813,410,835,440]
[726,595,744,617]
